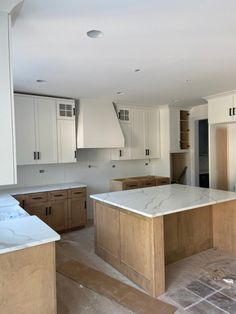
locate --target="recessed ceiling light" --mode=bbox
[117,91,125,95]
[36,79,47,83]
[87,30,104,38]
[134,69,141,72]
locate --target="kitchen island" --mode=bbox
[91,184,236,297]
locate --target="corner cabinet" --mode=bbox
[111,106,160,160]
[15,187,87,232]
[14,94,76,165]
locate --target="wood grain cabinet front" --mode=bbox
[68,188,87,228]
[14,187,87,232]
[25,202,50,225]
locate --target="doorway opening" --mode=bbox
[198,119,209,188]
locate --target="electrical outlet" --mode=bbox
[39,169,45,174]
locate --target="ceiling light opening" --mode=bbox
[36,79,47,83]
[87,30,104,38]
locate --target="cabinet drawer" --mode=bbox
[68,188,86,199]
[156,177,170,186]
[26,192,48,204]
[140,179,156,188]
[49,190,68,201]
[123,181,139,190]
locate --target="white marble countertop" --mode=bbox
[1,182,87,196]
[0,215,60,255]
[90,184,236,218]
[0,193,19,207]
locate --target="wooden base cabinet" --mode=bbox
[0,243,57,314]
[68,198,86,228]
[14,187,87,232]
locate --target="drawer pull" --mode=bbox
[32,197,42,200]
[54,194,63,197]
[73,192,83,195]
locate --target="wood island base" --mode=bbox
[94,200,236,297]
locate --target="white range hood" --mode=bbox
[77,99,124,148]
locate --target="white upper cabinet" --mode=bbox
[145,109,160,158]
[111,109,132,160]
[14,95,36,165]
[111,106,161,160]
[207,94,235,124]
[0,12,16,185]
[56,99,75,120]
[131,108,146,159]
[57,119,76,163]
[35,98,58,164]
[14,94,76,165]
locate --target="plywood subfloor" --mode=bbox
[57,226,236,314]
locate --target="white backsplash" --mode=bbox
[0,149,169,218]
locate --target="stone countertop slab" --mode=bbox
[90,184,236,218]
[0,215,60,255]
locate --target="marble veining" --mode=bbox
[2,181,87,196]
[0,215,60,255]
[0,193,19,207]
[90,184,236,217]
[0,205,28,221]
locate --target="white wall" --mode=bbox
[0,149,169,218]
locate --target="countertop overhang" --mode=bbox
[90,184,236,218]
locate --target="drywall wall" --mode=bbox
[1,150,167,218]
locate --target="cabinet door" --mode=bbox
[35,98,58,164]
[131,109,145,159]
[49,200,68,231]
[0,13,16,184]
[111,121,132,160]
[14,95,36,165]
[145,109,160,158]
[69,198,86,228]
[208,95,234,124]
[56,99,75,120]
[25,203,50,225]
[57,119,76,163]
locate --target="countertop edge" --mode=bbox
[91,189,236,218]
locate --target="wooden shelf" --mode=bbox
[180,110,190,150]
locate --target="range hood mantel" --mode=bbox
[77,99,125,149]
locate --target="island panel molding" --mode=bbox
[91,184,236,297]
[0,242,56,314]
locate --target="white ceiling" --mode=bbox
[11,0,236,106]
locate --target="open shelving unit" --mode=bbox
[180,110,190,149]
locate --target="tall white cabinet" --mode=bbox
[14,94,76,165]
[56,99,76,163]
[111,106,161,160]
[0,12,16,185]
